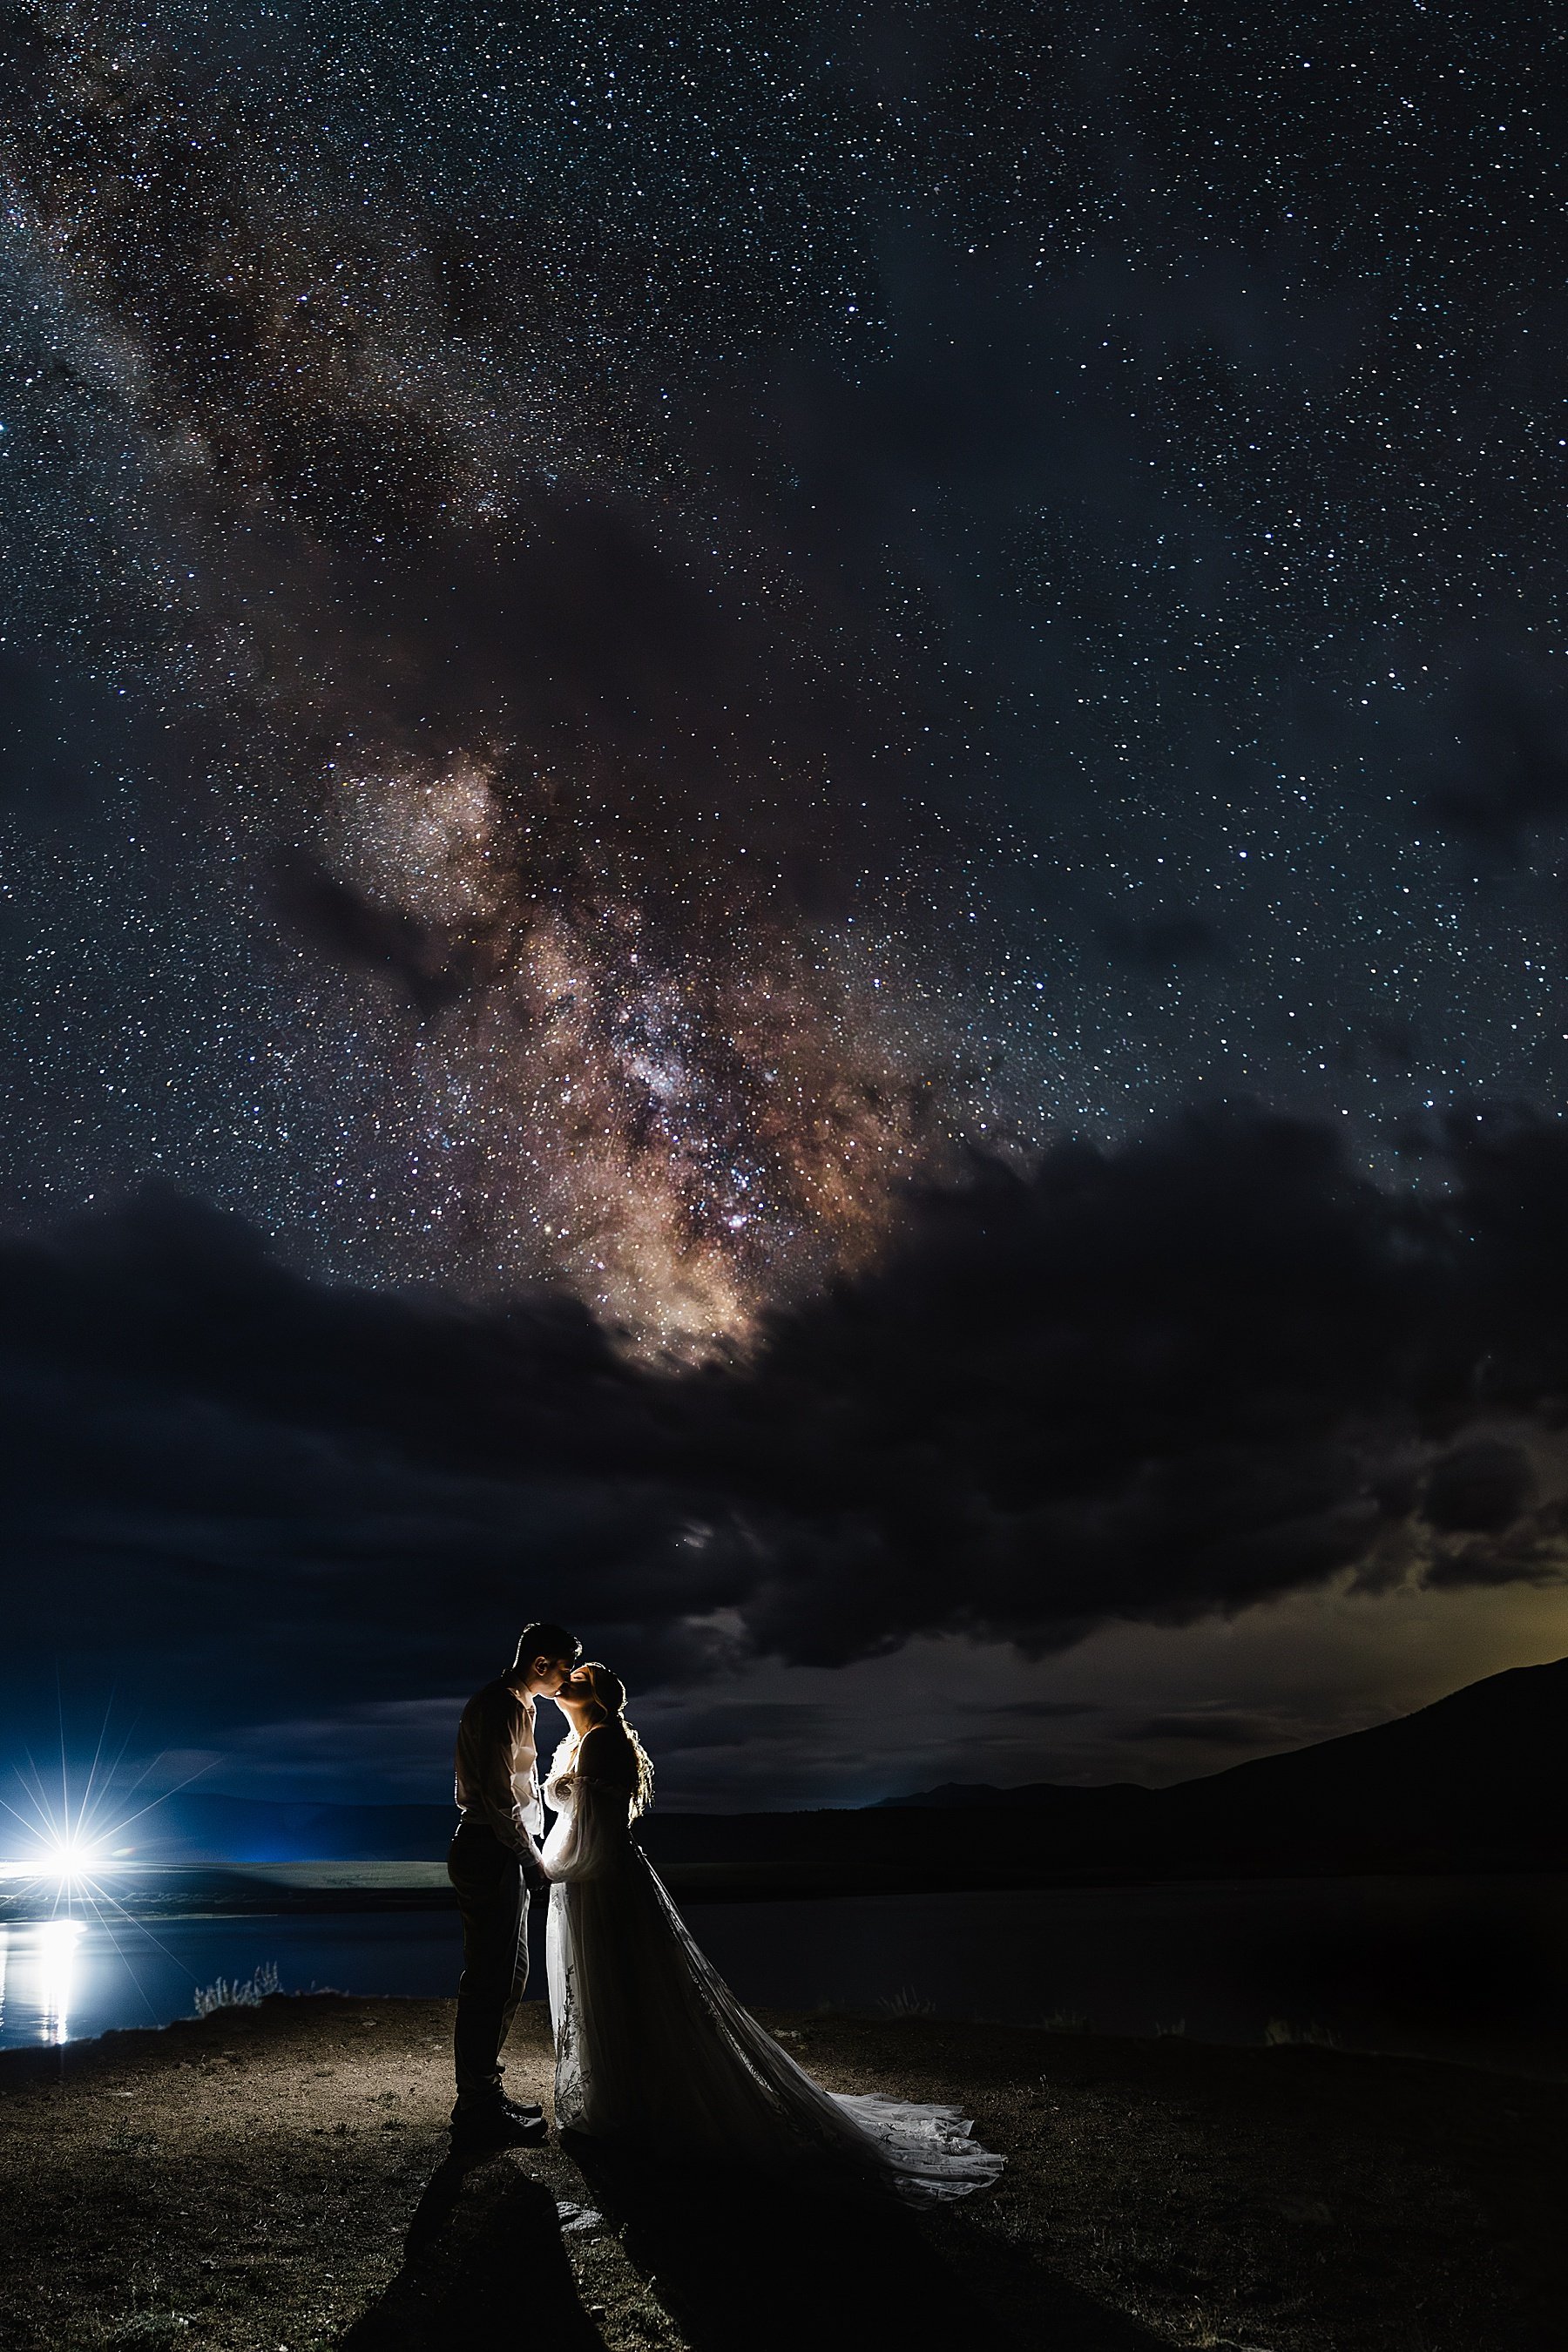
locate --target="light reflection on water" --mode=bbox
[0,1909,471,2051]
[0,1920,88,2044]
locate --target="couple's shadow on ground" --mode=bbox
[338,2139,603,2350]
[340,2132,1168,2351]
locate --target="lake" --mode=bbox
[3,1875,1566,2077]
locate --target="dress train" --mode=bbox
[542,1740,1003,2203]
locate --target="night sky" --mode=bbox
[3,0,1567,1813]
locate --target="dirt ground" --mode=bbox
[0,1994,1560,2352]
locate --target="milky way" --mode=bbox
[2,0,1565,1346]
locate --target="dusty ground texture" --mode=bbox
[0,1995,1561,2352]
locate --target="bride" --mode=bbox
[541,1661,1003,2202]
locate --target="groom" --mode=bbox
[448,1619,580,2150]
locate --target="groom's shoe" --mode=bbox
[450,2104,548,2153]
[451,2107,550,2145]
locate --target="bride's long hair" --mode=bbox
[575,1661,655,1817]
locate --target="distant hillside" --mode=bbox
[885,1656,1568,1879]
[103,1656,1568,1889]
[1152,1653,1568,1874]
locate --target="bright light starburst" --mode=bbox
[0,1701,220,2044]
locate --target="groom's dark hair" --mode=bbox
[513,1620,581,1671]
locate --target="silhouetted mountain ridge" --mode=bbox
[884,1656,1568,1876]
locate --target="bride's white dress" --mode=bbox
[541,1733,1003,2202]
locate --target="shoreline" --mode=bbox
[0,1993,1561,2350]
[10,1984,1568,2092]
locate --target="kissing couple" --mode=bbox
[446,1620,1003,2201]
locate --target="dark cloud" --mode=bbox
[266,850,495,1016]
[636,1704,835,1755]
[1128,1712,1281,1747]
[1423,1527,1568,1591]
[979,1699,1102,1720]
[1421,1441,1535,1535]
[5,1100,1568,1765]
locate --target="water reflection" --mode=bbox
[37,1920,84,2041]
[0,1910,467,2051]
[0,1919,88,2044]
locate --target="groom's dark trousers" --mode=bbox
[448,1819,530,2112]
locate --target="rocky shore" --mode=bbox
[0,1995,1559,2351]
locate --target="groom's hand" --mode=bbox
[522,1856,549,1895]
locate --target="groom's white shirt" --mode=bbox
[453,1680,545,1863]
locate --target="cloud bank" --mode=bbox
[4,1101,1568,1755]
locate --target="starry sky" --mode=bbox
[3,0,1567,1812]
